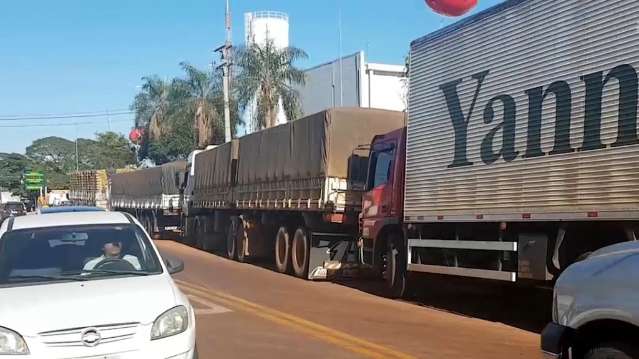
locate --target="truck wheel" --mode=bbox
[226,218,238,260]
[291,227,310,279]
[274,226,292,273]
[585,342,638,359]
[382,233,408,298]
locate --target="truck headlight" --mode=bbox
[0,327,29,355]
[151,306,188,340]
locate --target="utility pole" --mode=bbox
[216,0,233,143]
[74,122,79,171]
[338,4,343,107]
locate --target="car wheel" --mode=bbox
[291,227,310,279]
[585,342,638,359]
[274,226,292,273]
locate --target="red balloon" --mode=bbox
[426,0,478,17]
[129,128,144,144]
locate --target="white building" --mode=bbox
[295,51,407,117]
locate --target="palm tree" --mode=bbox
[131,76,172,141]
[173,62,224,148]
[235,39,307,130]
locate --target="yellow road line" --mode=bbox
[176,279,415,359]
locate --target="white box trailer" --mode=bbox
[404,0,639,282]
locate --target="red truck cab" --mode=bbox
[360,127,407,296]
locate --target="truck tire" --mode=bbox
[226,218,238,260]
[585,342,638,359]
[274,226,292,273]
[382,233,408,299]
[291,227,310,279]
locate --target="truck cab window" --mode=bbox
[370,148,395,188]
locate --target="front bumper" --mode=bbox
[12,324,196,359]
[541,322,574,359]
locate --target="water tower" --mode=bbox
[244,11,289,49]
[243,11,290,129]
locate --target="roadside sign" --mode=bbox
[24,171,45,191]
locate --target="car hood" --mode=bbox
[589,240,639,259]
[0,274,178,336]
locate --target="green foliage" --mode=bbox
[21,133,136,190]
[132,62,244,164]
[147,108,196,164]
[235,40,307,130]
[0,153,31,196]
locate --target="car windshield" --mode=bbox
[0,224,162,287]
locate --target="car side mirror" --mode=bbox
[165,257,184,274]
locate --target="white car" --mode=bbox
[541,241,639,359]
[0,212,197,358]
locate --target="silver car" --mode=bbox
[541,241,639,359]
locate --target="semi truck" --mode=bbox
[180,108,405,279]
[110,161,187,239]
[111,0,639,297]
[364,0,639,296]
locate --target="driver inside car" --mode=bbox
[83,241,141,271]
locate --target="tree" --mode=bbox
[0,153,31,196]
[132,63,244,164]
[147,112,196,164]
[23,134,136,189]
[87,132,136,169]
[173,62,223,148]
[26,136,77,174]
[132,76,172,141]
[235,40,307,130]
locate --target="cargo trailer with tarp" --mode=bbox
[110,161,187,238]
[182,108,405,279]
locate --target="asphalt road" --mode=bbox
[157,240,544,359]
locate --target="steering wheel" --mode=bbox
[94,258,136,271]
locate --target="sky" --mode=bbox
[0,0,503,154]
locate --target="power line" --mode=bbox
[0,119,132,128]
[0,108,130,118]
[0,110,133,121]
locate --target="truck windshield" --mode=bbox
[369,147,395,188]
[0,224,162,287]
